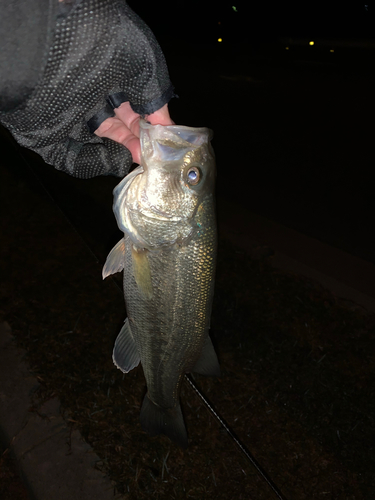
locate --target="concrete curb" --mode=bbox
[0,321,123,500]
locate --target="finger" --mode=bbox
[114,101,174,132]
[95,117,141,164]
[147,103,175,126]
[124,136,141,165]
[114,101,141,138]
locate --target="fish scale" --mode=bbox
[124,199,216,405]
[103,120,219,447]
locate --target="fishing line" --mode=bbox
[15,144,287,499]
[185,374,287,500]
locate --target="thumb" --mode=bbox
[147,104,174,126]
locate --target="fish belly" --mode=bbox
[123,220,216,409]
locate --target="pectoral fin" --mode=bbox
[112,318,140,373]
[192,335,221,377]
[102,239,126,279]
[131,246,153,299]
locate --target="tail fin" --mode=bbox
[140,394,188,449]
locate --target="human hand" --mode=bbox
[94,102,174,164]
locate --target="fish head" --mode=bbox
[114,120,215,249]
[138,120,215,217]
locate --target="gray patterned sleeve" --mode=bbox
[0,0,176,178]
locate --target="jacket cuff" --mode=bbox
[86,102,116,134]
[107,84,177,117]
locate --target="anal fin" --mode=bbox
[192,335,220,377]
[112,318,140,373]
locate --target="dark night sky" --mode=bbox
[130,1,374,42]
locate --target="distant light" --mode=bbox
[285,46,289,50]
[218,21,221,24]
[218,38,223,42]
[232,6,238,12]
[330,49,334,53]
[309,41,314,46]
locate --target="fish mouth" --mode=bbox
[131,207,193,223]
[144,205,175,219]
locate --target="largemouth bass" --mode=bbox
[103,119,220,448]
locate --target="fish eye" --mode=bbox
[186,167,201,186]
